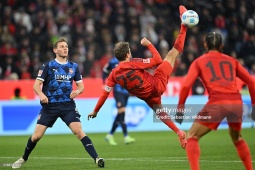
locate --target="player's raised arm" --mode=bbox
[131,38,163,69]
[141,38,163,66]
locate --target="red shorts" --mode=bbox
[195,100,243,131]
[145,61,172,109]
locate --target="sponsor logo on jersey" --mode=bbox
[55,74,72,82]
[143,58,150,63]
[38,70,43,76]
[69,68,73,74]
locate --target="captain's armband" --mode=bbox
[104,85,112,92]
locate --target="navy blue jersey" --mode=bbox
[102,57,129,94]
[37,59,82,103]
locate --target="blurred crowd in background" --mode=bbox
[0,0,255,80]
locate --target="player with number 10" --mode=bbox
[176,32,255,170]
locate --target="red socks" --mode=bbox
[157,112,179,133]
[186,138,253,170]
[173,24,187,53]
[234,140,253,170]
[186,138,200,170]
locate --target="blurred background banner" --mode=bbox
[0,77,250,100]
[0,96,253,136]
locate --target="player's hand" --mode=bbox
[39,93,48,104]
[179,5,187,19]
[88,111,98,120]
[251,105,255,121]
[140,38,151,46]
[70,90,80,99]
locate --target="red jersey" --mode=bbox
[94,44,163,112]
[179,51,255,105]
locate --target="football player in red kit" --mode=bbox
[177,32,255,170]
[88,5,188,149]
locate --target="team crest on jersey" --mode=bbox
[143,58,150,63]
[69,68,73,74]
[38,70,43,76]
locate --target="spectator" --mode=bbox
[0,0,254,79]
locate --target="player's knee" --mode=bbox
[229,128,241,143]
[31,135,43,142]
[187,131,200,139]
[73,128,85,139]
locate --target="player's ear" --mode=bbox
[53,48,57,54]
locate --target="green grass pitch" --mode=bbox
[0,128,254,169]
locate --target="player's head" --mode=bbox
[53,37,69,58]
[204,32,223,52]
[114,42,132,61]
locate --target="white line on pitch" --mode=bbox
[0,157,254,163]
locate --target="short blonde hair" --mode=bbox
[53,37,68,49]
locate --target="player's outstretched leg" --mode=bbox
[179,5,187,19]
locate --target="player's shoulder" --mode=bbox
[67,60,79,67]
[42,61,51,67]
[109,57,119,66]
[110,57,118,63]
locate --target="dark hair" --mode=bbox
[113,42,130,61]
[205,32,222,51]
[53,37,68,49]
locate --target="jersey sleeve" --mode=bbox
[94,72,116,112]
[178,60,200,105]
[236,61,255,104]
[74,64,82,83]
[36,62,49,81]
[131,44,162,69]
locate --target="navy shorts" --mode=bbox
[113,90,130,108]
[37,102,81,127]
